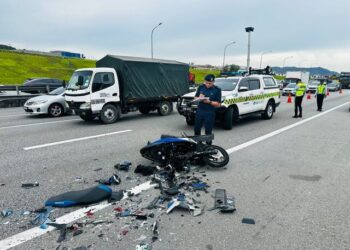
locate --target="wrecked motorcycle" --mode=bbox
[140,134,229,170]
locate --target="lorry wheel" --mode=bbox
[223,107,233,130]
[139,107,151,114]
[262,101,274,119]
[79,114,96,121]
[158,101,171,116]
[48,103,63,117]
[186,116,195,125]
[99,104,120,124]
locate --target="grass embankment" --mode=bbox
[190,68,221,84]
[0,50,95,84]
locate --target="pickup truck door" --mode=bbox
[90,72,120,113]
[248,78,264,112]
[237,78,252,114]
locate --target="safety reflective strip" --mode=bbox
[223,92,279,105]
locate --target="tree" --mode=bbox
[0,44,16,50]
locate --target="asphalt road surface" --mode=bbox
[0,91,349,250]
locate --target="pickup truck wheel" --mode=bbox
[48,103,63,117]
[158,101,171,116]
[223,107,233,130]
[186,116,195,125]
[79,114,96,121]
[100,104,120,124]
[262,102,274,119]
[139,107,151,114]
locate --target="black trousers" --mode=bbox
[317,94,325,110]
[194,109,215,144]
[294,96,304,116]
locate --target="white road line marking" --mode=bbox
[23,130,133,150]
[0,119,81,130]
[226,102,349,154]
[0,181,156,250]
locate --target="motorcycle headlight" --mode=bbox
[80,102,91,109]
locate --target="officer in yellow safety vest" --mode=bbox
[293,79,307,118]
[315,80,327,111]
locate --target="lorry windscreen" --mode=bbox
[215,78,239,91]
[285,78,298,84]
[67,71,93,90]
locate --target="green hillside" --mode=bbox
[0,50,96,84]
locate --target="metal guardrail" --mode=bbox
[0,85,59,94]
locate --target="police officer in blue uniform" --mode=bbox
[194,74,222,144]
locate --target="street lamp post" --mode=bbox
[245,27,254,70]
[222,41,236,71]
[259,50,272,68]
[151,22,162,59]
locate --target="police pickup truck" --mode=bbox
[177,74,281,130]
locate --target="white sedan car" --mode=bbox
[23,87,68,117]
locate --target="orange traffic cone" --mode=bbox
[327,89,330,96]
[307,91,311,100]
[287,93,292,103]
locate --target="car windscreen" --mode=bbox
[214,78,240,91]
[309,81,320,86]
[49,87,65,95]
[286,83,296,88]
[67,71,93,90]
[284,79,297,84]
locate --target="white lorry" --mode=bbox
[284,71,310,86]
[65,55,189,124]
[177,74,281,130]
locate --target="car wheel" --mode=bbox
[157,101,172,116]
[99,104,121,124]
[49,103,63,117]
[223,107,233,130]
[262,101,274,119]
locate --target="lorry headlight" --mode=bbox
[80,102,91,109]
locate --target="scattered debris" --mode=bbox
[115,160,132,171]
[152,220,159,242]
[1,209,13,218]
[0,183,5,186]
[94,168,103,172]
[21,182,39,188]
[84,209,94,218]
[31,206,54,229]
[136,243,152,250]
[242,218,256,225]
[96,174,121,185]
[209,189,236,213]
[134,164,157,176]
[110,190,124,202]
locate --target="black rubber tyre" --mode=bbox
[139,107,151,114]
[203,145,230,168]
[157,101,172,116]
[223,107,233,130]
[186,116,195,125]
[48,103,64,117]
[79,114,96,121]
[99,104,121,124]
[262,101,274,120]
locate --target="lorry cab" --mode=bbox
[65,68,120,121]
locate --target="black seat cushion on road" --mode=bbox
[45,185,112,208]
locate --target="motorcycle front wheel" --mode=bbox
[203,145,230,168]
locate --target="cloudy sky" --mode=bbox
[1,0,350,72]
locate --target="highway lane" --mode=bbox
[0,90,349,249]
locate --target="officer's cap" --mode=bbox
[204,74,215,82]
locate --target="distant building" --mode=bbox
[50,50,82,58]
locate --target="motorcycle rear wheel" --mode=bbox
[203,145,229,168]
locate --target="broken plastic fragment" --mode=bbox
[1,209,13,218]
[21,182,39,188]
[136,243,152,250]
[242,218,255,224]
